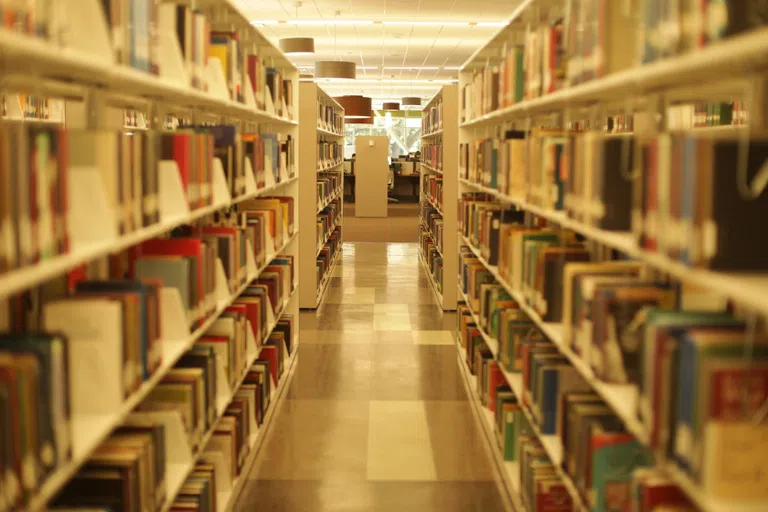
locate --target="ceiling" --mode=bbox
[235,0,520,104]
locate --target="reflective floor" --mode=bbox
[237,242,509,512]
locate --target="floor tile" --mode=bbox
[301,330,415,345]
[424,401,496,481]
[288,344,466,401]
[325,286,376,305]
[248,399,370,481]
[367,401,437,481]
[412,330,456,345]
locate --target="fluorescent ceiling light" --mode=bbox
[329,78,456,84]
[256,19,505,27]
[382,21,469,26]
[289,20,374,25]
[297,65,378,70]
[383,66,440,70]
[443,66,462,70]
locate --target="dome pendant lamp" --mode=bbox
[334,95,372,118]
[382,102,400,111]
[402,97,421,106]
[279,37,315,55]
[314,10,357,80]
[315,61,356,80]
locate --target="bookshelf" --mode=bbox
[0,2,301,511]
[456,2,768,512]
[299,82,345,309]
[419,85,458,311]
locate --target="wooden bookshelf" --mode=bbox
[419,84,458,311]
[0,2,301,510]
[455,2,768,512]
[299,82,345,309]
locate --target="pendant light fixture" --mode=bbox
[401,97,421,106]
[314,10,356,80]
[280,3,315,55]
[315,61,356,80]
[345,113,373,124]
[382,102,400,111]
[334,95,372,119]
[279,37,315,54]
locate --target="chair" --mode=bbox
[387,168,398,203]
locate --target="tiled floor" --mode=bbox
[238,242,509,512]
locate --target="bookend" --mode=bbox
[157,27,190,86]
[61,0,114,65]
[212,157,232,208]
[244,75,257,109]
[206,57,230,102]
[214,354,231,417]
[67,165,119,251]
[159,287,192,342]
[245,242,258,278]
[214,258,231,305]
[159,160,192,223]
[243,156,259,196]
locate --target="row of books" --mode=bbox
[240,132,295,194]
[459,131,525,200]
[51,308,293,511]
[420,204,443,256]
[317,175,342,210]
[0,123,70,274]
[318,102,343,134]
[317,141,342,168]
[692,101,749,127]
[457,276,701,512]
[99,2,293,116]
[1,94,59,120]
[0,0,56,38]
[460,128,768,271]
[8,249,294,509]
[419,228,442,293]
[459,211,768,503]
[422,97,442,134]
[316,202,342,253]
[124,110,148,129]
[317,226,342,292]
[461,1,767,122]
[640,0,768,64]
[0,123,297,279]
[422,175,443,212]
[421,142,442,172]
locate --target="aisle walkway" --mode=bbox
[238,243,509,512]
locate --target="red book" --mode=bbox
[247,55,259,97]
[234,297,264,344]
[258,346,279,386]
[709,367,768,420]
[535,480,573,512]
[640,480,691,512]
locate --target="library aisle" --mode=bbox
[236,242,509,511]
